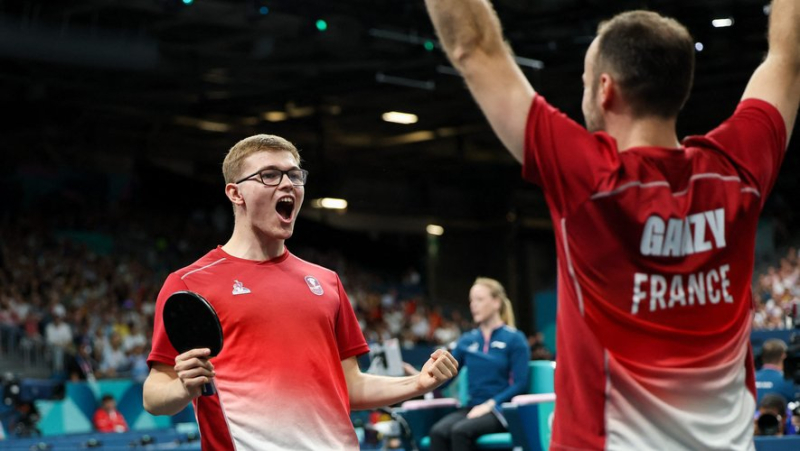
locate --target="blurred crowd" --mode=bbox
[0,211,170,382]
[0,209,554,384]
[753,247,800,330]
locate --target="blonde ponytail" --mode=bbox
[501,297,516,329]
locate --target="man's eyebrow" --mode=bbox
[254,165,301,171]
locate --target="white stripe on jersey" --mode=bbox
[561,218,585,316]
[590,173,761,200]
[181,257,227,280]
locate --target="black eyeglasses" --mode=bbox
[235,168,309,186]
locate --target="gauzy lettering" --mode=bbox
[640,208,725,257]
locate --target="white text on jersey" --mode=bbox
[631,264,734,315]
[640,208,726,257]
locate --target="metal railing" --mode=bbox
[0,324,51,376]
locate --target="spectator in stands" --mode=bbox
[756,339,798,403]
[528,332,554,361]
[427,277,530,451]
[93,395,129,433]
[99,332,129,378]
[10,401,40,438]
[123,321,146,352]
[128,343,150,383]
[44,308,73,375]
[754,247,800,330]
[409,309,431,344]
[67,343,98,382]
[433,319,461,346]
[754,393,793,436]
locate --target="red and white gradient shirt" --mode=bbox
[523,96,786,450]
[148,247,370,450]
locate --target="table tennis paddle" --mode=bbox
[163,291,223,396]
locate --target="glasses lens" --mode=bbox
[287,170,306,185]
[259,170,282,185]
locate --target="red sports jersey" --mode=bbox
[148,247,370,450]
[93,408,129,433]
[523,96,786,450]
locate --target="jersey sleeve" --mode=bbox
[451,335,467,367]
[147,273,189,368]
[334,275,370,361]
[523,95,617,216]
[491,331,531,404]
[693,99,787,204]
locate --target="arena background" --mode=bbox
[1,0,799,449]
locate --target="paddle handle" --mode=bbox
[202,380,216,396]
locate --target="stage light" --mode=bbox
[426,225,444,236]
[382,111,418,125]
[712,18,734,28]
[695,42,704,52]
[311,198,348,210]
[316,19,328,31]
[262,111,288,122]
[182,0,193,5]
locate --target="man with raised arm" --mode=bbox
[424,1,799,449]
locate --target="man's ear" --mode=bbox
[598,73,616,110]
[225,183,245,207]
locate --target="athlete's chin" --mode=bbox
[275,226,294,240]
[260,223,295,241]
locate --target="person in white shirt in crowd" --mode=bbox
[45,307,73,374]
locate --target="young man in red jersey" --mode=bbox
[143,135,459,450]
[425,0,799,449]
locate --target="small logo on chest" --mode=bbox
[232,280,251,296]
[305,276,324,296]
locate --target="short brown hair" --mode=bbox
[596,10,695,118]
[222,134,301,184]
[761,339,787,365]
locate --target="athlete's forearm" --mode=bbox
[143,369,194,416]
[768,0,800,66]
[424,0,507,69]
[347,373,427,411]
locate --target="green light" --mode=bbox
[424,40,435,51]
[182,0,193,5]
[316,19,328,31]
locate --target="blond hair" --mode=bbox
[473,277,515,328]
[222,134,301,184]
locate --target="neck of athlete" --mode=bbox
[222,221,285,261]
[605,112,681,152]
[479,314,504,336]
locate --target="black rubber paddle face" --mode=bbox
[163,291,223,357]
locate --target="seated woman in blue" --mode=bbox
[429,277,530,451]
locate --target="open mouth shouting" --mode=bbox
[276,196,295,222]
